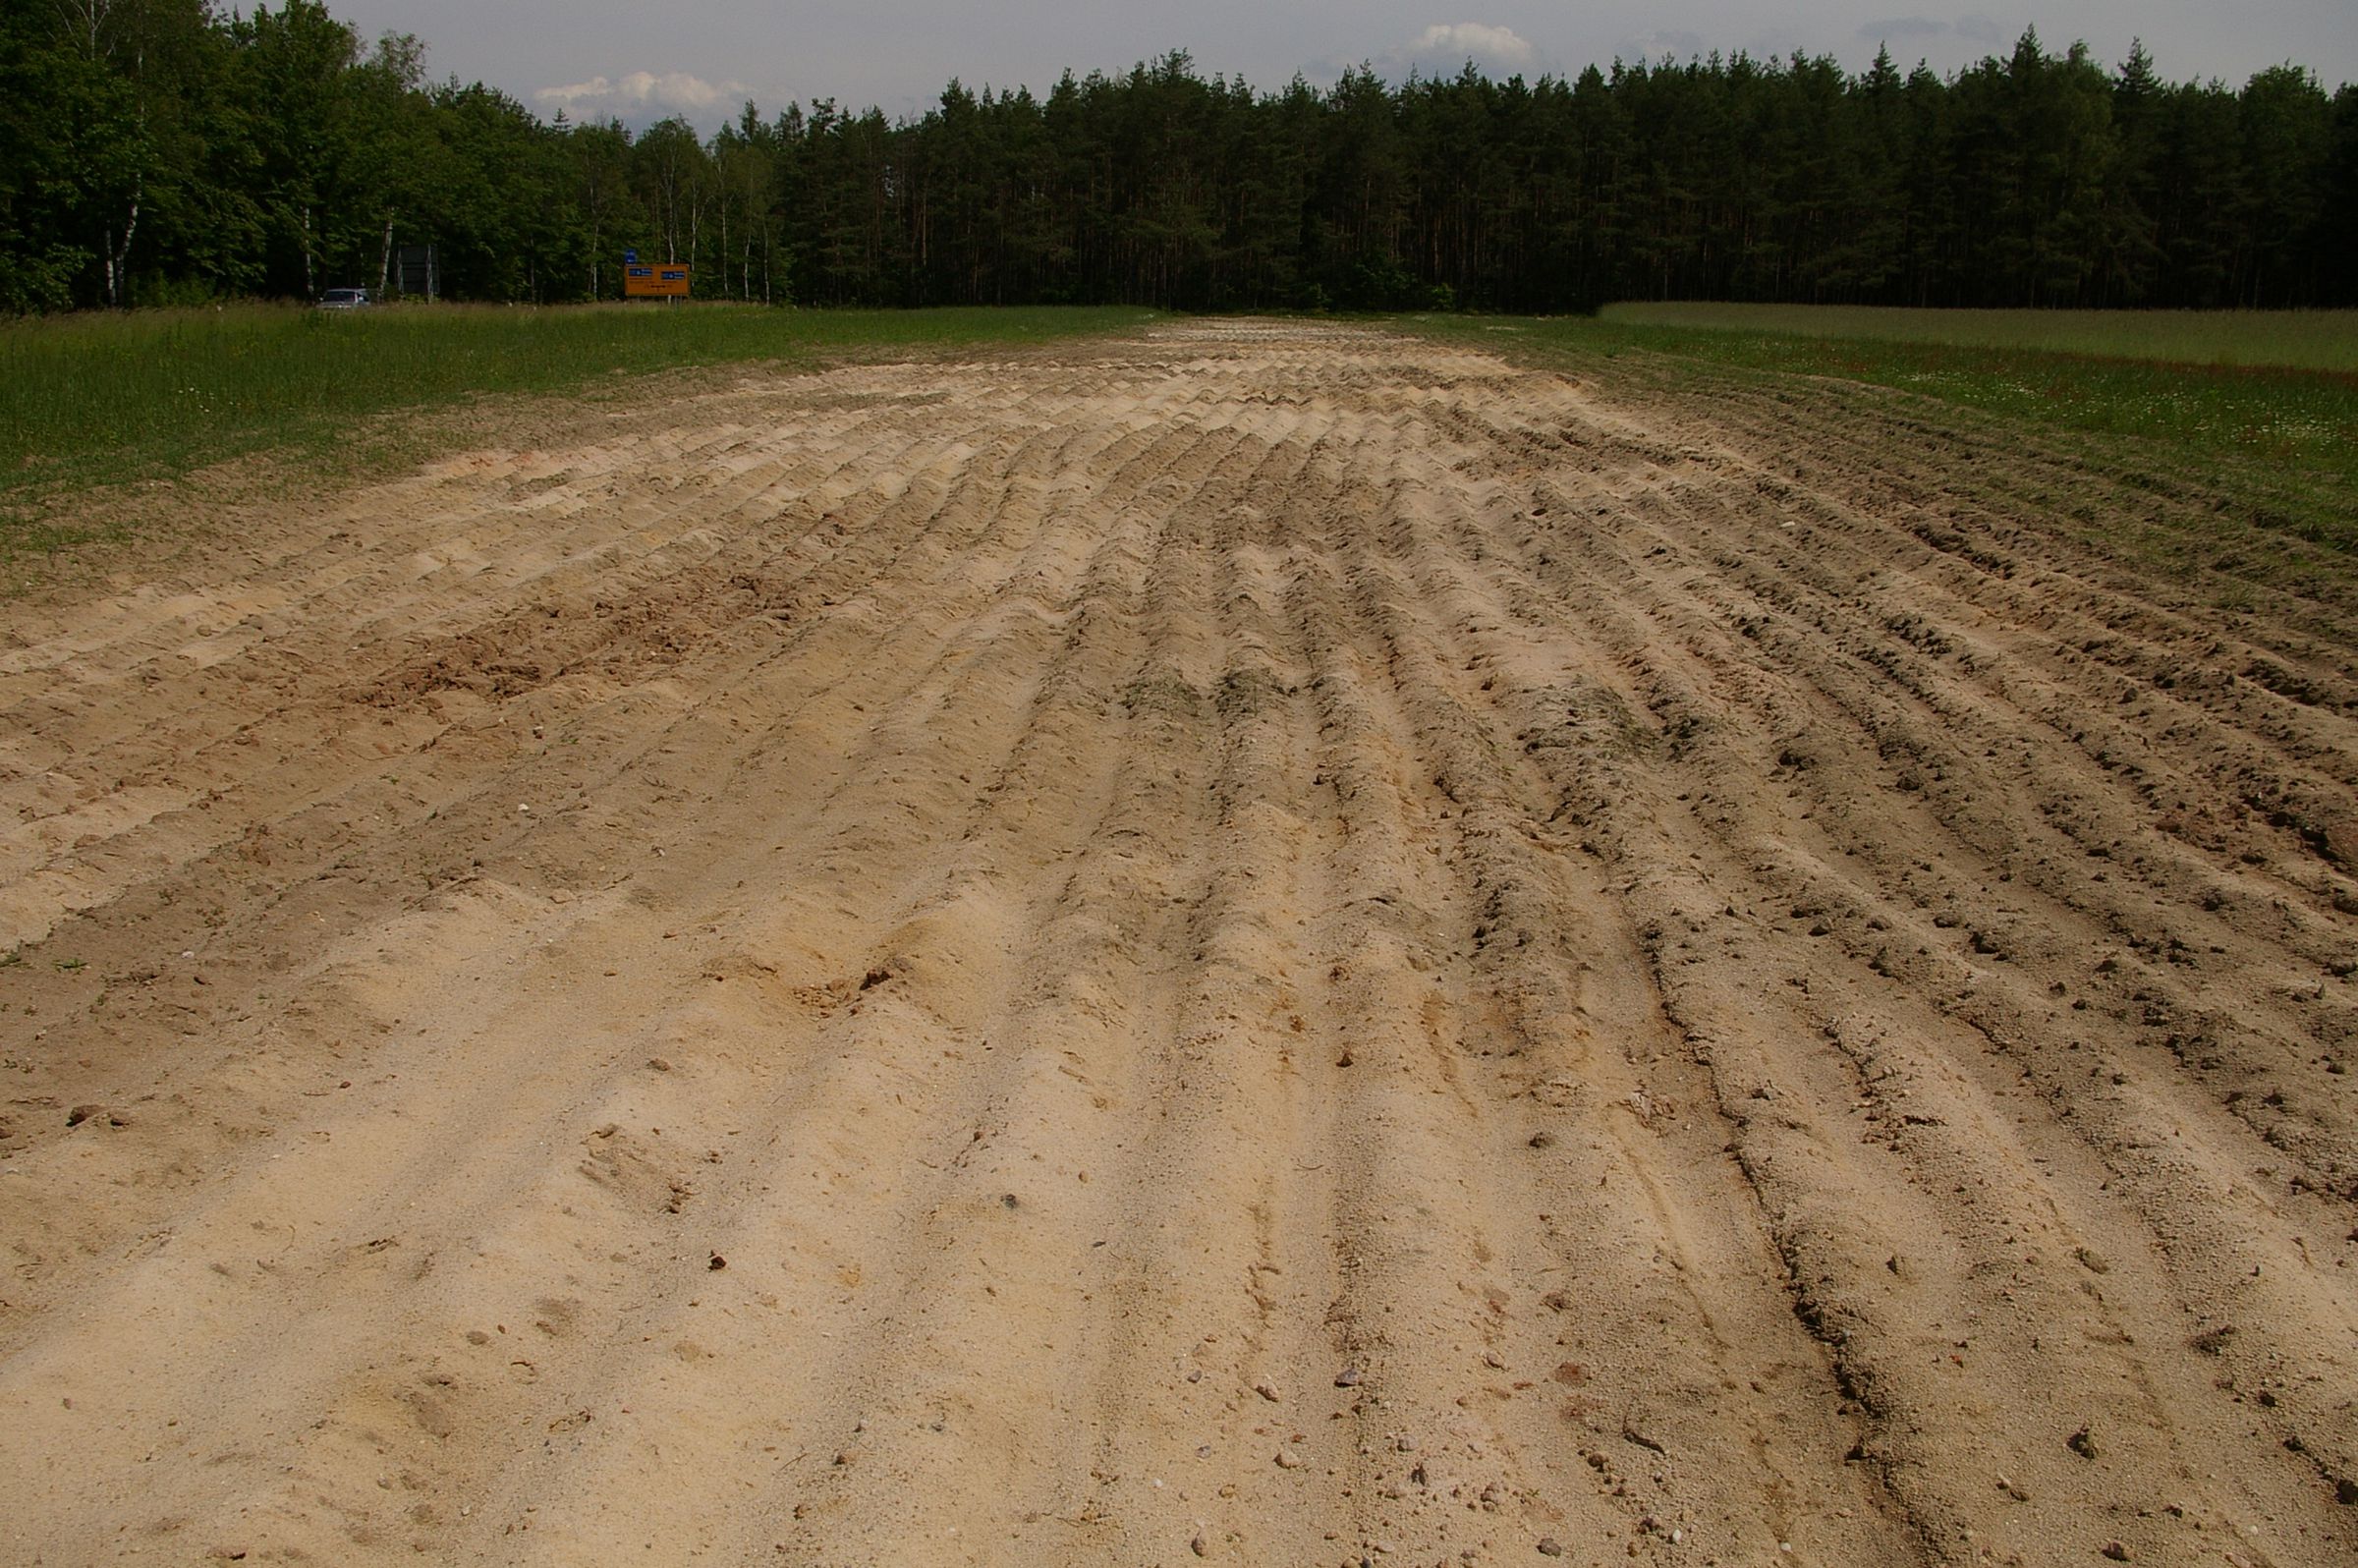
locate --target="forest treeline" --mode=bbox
[6,0,2355,314]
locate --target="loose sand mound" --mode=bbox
[2,322,2352,1566]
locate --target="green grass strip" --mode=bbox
[1,304,1155,561]
[1414,312,2358,490]
[1599,304,2358,374]
[1404,310,2358,613]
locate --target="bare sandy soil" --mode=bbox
[2,321,2353,1567]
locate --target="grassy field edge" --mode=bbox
[1399,310,2358,617]
[0,304,1156,574]
[1600,302,2358,373]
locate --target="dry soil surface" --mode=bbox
[2,321,2354,1568]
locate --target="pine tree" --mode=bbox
[0,2,2349,314]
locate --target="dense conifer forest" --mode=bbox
[5,0,2353,313]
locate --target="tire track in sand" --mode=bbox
[1,321,2351,1567]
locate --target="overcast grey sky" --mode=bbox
[331,2,2358,129]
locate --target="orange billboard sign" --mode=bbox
[625,263,690,298]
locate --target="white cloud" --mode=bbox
[1375,22,1538,78]
[1620,28,1706,62]
[1405,24,1534,65]
[533,69,749,124]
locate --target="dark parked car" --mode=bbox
[317,288,372,309]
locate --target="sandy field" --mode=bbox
[1,321,2352,1567]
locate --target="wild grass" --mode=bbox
[1599,303,2358,373]
[0,303,1154,564]
[1417,309,2358,488]
[1408,308,2358,610]
[1597,303,2358,373]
